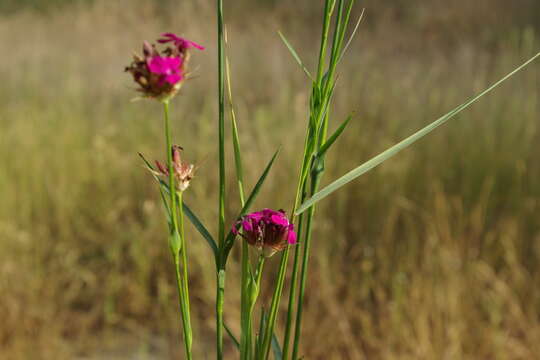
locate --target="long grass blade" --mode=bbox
[338,8,365,64]
[296,52,540,215]
[225,56,246,204]
[278,31,313,80]
[317,114,352,157]
[222,149,280,260]
[182,203,219,258]
[225,322,240,349]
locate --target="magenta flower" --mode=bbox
[125,33,203,100]
[233,209,297,256]
[158,32,205,52]
[148,55,183,85]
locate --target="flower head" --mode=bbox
[148,55,183,85]
[154,145,194,192]
[125,33,203,101]
[158,33,205,52]
[233,209,297,257]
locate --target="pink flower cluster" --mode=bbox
[233,209,297,256]
[148,56,183,86]
[125,32,204,99]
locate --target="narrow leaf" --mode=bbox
[225,57,246,204]
[278,31,313,80]
[223,149,280,260]
[317,114,352,157]
[338,8,365,64]
[225,322,240,349]
[182,202,219,257]
[296,52,540,215]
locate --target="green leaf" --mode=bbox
[138,153,218,257]
[338,8,365,64]
[182,202,219,258]
[317,114,352,157]
[226,56,246,205]
[223,149,280,261]
[225,322,240,350]
[278,31,313,80]
[296,52,540,215]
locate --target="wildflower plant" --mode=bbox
[127,1,539,359]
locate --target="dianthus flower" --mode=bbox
[233,209,297,257]
[154,145,194,192]
[125,33,203,101]
[158,33,205,52]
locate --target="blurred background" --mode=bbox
[0,0,539,358]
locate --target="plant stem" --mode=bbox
[291,175,321,360]
[177,191,193,355]
[281,190,306,359]
[216,0,226,358]
[163,101,192,360]
[240,244,249,360]
[261,246,290,360]
[216,268,225,360]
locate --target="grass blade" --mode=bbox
[296,52,540,215]
[225,56,246,204]
[225,322,240,349]
[182,203,219,258]
[278,31,313,80]
[338,8,365,64]
[317,114,352,157]
[222,148,280,261]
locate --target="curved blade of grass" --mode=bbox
[296,52,540,215]
[182,203,218,257]
[225,322,240,349]
[271,332,283,360]
[225,56,246,204]
[317,114,352,157]
[223,149,280,261]
[338,8,365,64]
[278,31,313,80]
[138,153,218,256]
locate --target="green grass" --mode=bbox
[0,1,539,358]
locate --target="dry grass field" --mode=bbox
[0,0,539,358]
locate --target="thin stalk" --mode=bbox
[291,175,321,360]
[216,268,225,360]
[261,246,291,360]
[216,0,226,359]
[177,191,193,353]
[240,240,250,360]
[281,190,307,359]
[283,3,337,357]
[315,0,336,84]
[164,101,192,360]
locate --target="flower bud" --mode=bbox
[233,209,297,257]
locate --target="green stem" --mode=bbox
[315,0,336,84]
[177,191,193,354]
[291,175,321,360]
[216,0,226,359]
[281,190,307,359]
[261,246,290,360]
[240,238,250,360]
[216,268,225,360]
[163,101,192,360]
